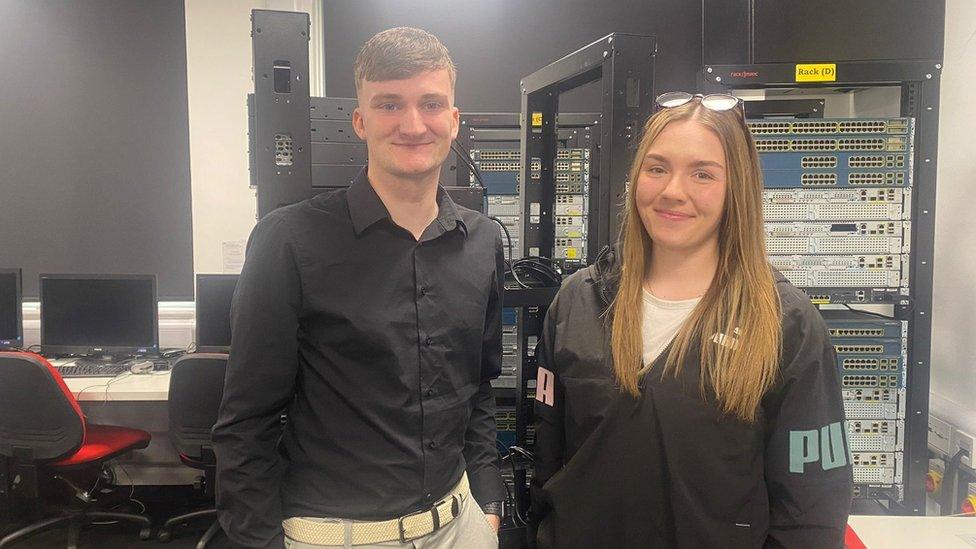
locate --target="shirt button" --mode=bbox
[425,492,432,500]
[428,441,437,449]
[426,387,436,397]
[419,286,428,297]
[425,336,432,346]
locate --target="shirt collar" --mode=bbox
[346,167,467,238]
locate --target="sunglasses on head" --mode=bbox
[654,92,745,117]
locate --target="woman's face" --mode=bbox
[634,118,728,256]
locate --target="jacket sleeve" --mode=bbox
[763,291,853,549]
[463,233,506,508]
[212,214,302,549]
[527,291,565,548]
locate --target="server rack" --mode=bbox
[519,33,656,265]
[508,32,656,524]
[701,59,942,515]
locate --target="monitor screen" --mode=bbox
[40,275,158,355]
[0,269,23,347]
[196,274,238,348]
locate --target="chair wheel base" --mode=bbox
[140,527,152,540]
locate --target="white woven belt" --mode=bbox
[282,474,470,546]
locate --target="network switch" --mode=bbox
[554,246,585,260]
[843,388,904,403]
[771,254,906,271]
[823,312,907,340]
[841,372,904,390]
[755,136,909,153]
[844,400,904,421]
[762,169,909,188]
[762,188,911,221]
[766,236,905,255]
[748,118,911,136]
[759,152,908,171]
[780,269,904,288]
[848,420,905,453]
[803,288,905,304]
[487,195,520,217]
[840,354,905,374]
[852,451,903,485]
[765,221,909,237]
[555,224,586,238]
[555,204,586,216]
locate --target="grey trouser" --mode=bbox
[282,495,498,549]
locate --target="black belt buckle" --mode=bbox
[398,506,435,543]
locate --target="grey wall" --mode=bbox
[322,0,701,112]
[0,0,193,299]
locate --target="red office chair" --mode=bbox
[0,352,152,548]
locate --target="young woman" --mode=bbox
[529,93,853,548]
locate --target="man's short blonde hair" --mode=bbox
[354,27,456,91]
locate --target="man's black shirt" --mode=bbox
[213,171,506,548]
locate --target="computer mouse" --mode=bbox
[129,360,154,374]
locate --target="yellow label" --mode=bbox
[565,248,578,259]
[531,112,543,127]
[795,63,836,82]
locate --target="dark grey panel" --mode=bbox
[311,142,367,165]
[753,0,945,63]
[312,165,363,188]
[311,120,361,142]
[310,96,357,120]
[323,0,700,111]
[0,0,192,299]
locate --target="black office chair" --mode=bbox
[0,352,153,548]
[157,353,227,548]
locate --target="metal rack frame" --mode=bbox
[700,59,943,515]
[519,33,656,265]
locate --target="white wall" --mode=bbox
[930,0,976,434]
[184,0,323,277]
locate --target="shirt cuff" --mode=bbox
[468,466,506,508]
[481,500,504,516]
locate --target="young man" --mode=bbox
[213,27,505,548]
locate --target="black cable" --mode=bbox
[512,262,560,287]
[510,257,562,288]
[451,140,487,188]
[489,215,514,262]
[517,255,564,272]
[497,441,528,527]
[508,445,535,462]
[941,447,971,515]
[842,304,898,320]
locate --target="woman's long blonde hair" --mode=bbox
[609,100,781,422]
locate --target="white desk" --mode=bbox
[62,371,171,401]
[848,516,976,548]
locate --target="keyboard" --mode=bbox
[57,362,129,378]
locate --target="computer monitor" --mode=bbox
[39,274,158,357]
[0,268,23,349]
[195,274,239,349]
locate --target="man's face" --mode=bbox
[352,68,459,182]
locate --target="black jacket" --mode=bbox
[529,249,853,548]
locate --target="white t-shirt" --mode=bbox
[641,289,701,367]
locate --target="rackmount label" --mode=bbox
[795,63,837,83]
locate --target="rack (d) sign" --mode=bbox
[795,63,837,83]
